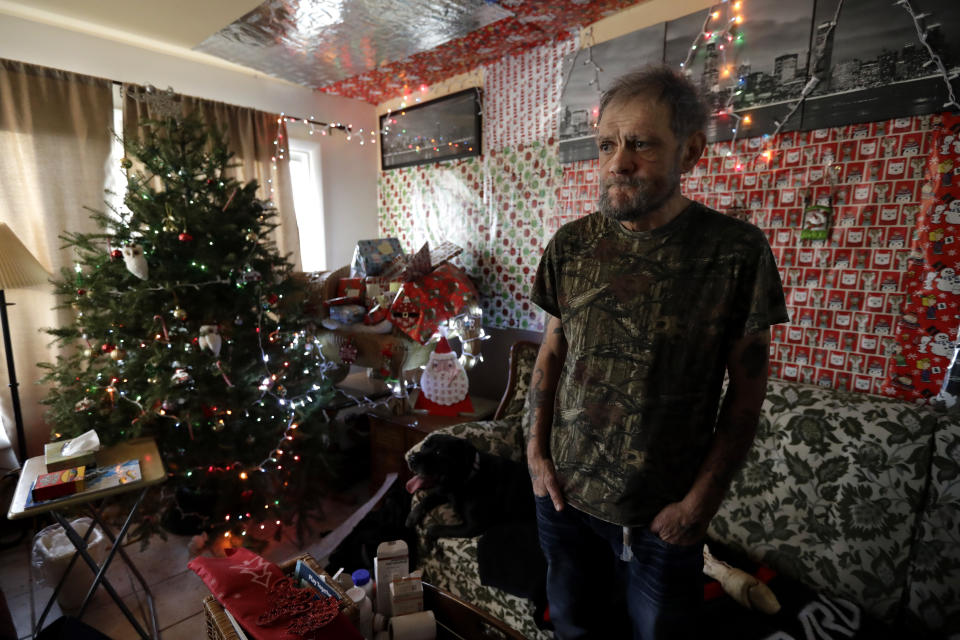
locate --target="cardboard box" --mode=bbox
[374,540,408,615]
[389,576,423,616]
[44,431,99,472]
[32,466,86,502]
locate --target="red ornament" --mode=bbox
[178,232,194,242]
[101,343,115,353]
[77,288,86,296]
[267,293,279,305]
[110,249,122,260]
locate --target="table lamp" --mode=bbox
[0,223,51,466]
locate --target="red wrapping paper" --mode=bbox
[389,263,479,344]
[188,548,361,640]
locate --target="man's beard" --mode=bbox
[599,171,681,222]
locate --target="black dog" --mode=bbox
[405,434,534,542]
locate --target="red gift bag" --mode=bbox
[388,263,479,344]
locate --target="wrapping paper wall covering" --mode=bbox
[484,38,577,151]
[320,1,636,104]
[888,112,960,403]
[379,141,561,330]
[377,34,959,400]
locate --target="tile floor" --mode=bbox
[1,485,372,639]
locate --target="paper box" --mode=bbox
[336,277,365,303]
[389,576,423,616]
[351,238,403,278]
[44,429,100,472]
[329,304,366,325]
[364,277,402,308]
[374,540,408,615]
[32,466,86,502]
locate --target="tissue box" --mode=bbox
[44,431,100,472]
[32,466,86,502]
[351,239,403,278]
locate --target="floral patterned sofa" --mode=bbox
[405,341,960,638]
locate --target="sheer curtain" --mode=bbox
[0,59,114,458]
[122,86,301,270]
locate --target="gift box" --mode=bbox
[350,238,403,278]
[389,263,479,344]
[336,277,365,303]
[32,466,86,502]
[329,304,367,325]
[364,276,403,308]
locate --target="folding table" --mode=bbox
[7,437,166,639]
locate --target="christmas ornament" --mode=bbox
[178,232,194,243]
[101,342,115,353]
[163,218,178,233]
[415,336,473,417]
[172,306,188,321]
[338,337,358,364]
[122,245,149,280]
[198,325,222,356]
[120,157,132,169]
[109,348,127,361]
[77,288,86,296]
[74,397,95,412]
[82,348,93,358]
[171,368,192,385]
[246,232,258,243]
[109,249,122,260]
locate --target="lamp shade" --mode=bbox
[0,224,50,289]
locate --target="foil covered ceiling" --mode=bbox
[195,0,642,104]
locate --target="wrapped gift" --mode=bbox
[350,238,403,278]
[364,276,402,308]
[329,304,367,325]
[388,263,479,344]
[336,277,365,303]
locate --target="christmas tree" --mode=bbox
[40,113,342,544]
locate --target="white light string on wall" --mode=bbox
[894,0,960,112]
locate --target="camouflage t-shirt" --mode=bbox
[531,202,789,526]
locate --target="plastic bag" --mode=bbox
[31,517,107,610]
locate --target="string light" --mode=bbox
[894,0,960,111]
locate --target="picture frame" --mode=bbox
[379,88,482,170]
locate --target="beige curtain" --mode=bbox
[0,59,114,459]
[122,86,301,270]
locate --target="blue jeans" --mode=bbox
[535,496,703,640]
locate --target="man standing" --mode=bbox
[527,66,789,639]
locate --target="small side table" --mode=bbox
[7,437,166,639]
[368,394,497,489]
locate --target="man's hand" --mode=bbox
[527,450,565,511]
[649,499,710,546]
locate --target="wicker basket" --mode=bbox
[202,553,358,640]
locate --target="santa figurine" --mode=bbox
[415,336,474,417]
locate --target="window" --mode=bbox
[288,130,326,272]
[105,83,126,222]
